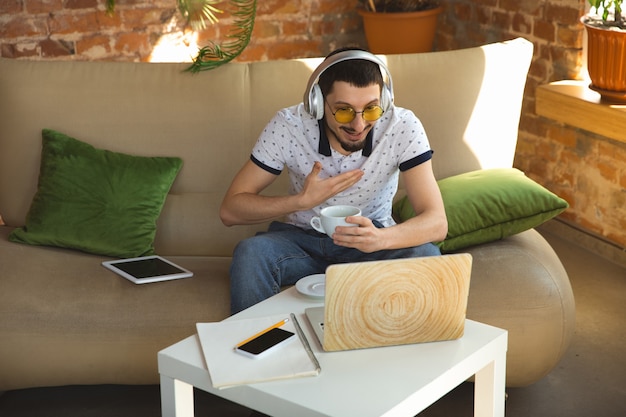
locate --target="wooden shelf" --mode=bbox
[535,81,626,144]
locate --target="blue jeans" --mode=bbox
[229,221,441,314]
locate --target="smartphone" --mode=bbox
[235,327,296,359]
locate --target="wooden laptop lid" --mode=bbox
[323,254,473,352]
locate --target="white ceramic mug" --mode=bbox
[310,205,361,236]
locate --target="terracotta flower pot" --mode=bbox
[582,17,626,100]
[358,6,443,54]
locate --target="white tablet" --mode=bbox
[102,255,193,284]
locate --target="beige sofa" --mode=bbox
[0,38,575,391]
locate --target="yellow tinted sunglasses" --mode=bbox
[327,102,384,124]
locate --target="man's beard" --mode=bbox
[338,135,366,153]
[328,123,369,153]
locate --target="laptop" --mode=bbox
[304,254,473,352]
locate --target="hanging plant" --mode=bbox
[186,0,256,72]
[176,0,224,30]
[106,0,256,72]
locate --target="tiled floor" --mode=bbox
[1,227,625,417]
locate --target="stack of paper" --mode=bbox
[196,314,320,389]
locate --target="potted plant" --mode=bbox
[357,0,443,54]
[581,0,626,101]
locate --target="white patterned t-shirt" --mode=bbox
[251,103,433,229]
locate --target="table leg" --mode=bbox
[160,375,195,417]
[473,349,506,417]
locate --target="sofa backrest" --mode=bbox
[0,38,532,257]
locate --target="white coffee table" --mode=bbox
[158,287,507,417]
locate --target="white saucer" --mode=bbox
[295,274,325,299]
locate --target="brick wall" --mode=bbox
[0,0,365,61]
[1,0,624,249]
[436,0,625,250]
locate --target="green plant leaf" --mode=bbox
[186,0,257,72]
[177,0,224,30]
[106,0,115,16]
[587,0,625,26]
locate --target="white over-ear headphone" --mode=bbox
[303,50,394,120]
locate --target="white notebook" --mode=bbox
[196,314,320,389]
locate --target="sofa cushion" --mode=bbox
[9,129,183,258]
[393,168,569,252]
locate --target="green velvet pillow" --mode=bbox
[9,129,183,257]
[393,168,569,252]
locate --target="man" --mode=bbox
[220,48,448,314]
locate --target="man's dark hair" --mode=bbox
[318,48,384,98]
